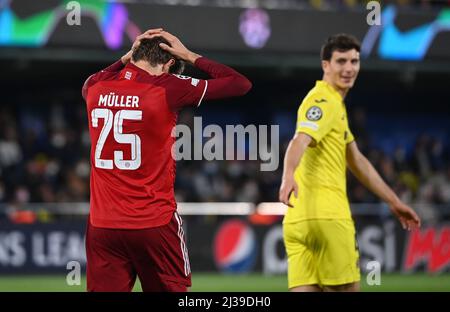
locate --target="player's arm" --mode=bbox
[346,141,421,230]
[158,31,252,99]
[82,28,165,100]
[279,132,312,207]
[279,96,336,207]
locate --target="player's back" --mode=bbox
[84,63,207,229]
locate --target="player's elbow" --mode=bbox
[242,77,253,94]
[234,76,252,96]
[347,152,366,175]
[81,84,87,101]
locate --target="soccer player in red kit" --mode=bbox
[82,28,252,292]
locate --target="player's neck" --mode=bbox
[132,60,165,76]
[322,77,348,100]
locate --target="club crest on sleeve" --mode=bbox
[306,106,322,121]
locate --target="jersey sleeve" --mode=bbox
[346,124,355,144]
[164,74,208,111]
[194,57,252,101]
[295,94,337,144]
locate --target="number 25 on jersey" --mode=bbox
[91,108,142,170]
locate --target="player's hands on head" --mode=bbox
[156,31,201,64]
[121,28,164,64]
[279,176,298,208]
[132,28,164,51]
[390,201,421,231]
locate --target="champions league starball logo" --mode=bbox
[239,8,271,49]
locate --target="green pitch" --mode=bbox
[0,273,448,292]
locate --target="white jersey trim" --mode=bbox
[174,212,191,276]
[197,80,208,107]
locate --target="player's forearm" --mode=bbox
[349,155,400,206]
[185,51,202,64]
[282,138,308,180]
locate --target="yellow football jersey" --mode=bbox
[284,80,355,223]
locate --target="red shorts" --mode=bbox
[86,212,191,292]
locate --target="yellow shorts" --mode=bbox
[283,219,360,289]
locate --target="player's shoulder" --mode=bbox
[83,70,120,99]
[301,89,333,108]
[94,69,121,82]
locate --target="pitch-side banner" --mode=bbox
[1,1,450,61]
[0,216,449,274]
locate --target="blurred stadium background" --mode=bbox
[0,0,449,292]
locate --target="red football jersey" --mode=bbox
[84,61,207,229]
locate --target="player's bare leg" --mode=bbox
[290,284,323,292]
[323,281,360,292]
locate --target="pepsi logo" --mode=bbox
[213,219,257,273]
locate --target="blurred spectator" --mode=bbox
[350,107,370,154]
[430,138,445,172]
[0,124,22,168]
[412,134,432,179]
[0,179,5,203]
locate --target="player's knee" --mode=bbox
[323,282,359,292]
[289,284,322,292]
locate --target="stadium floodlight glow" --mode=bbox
[239,8,271,49]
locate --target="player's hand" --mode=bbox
[121,28,164,64]
[157,31,201,64]
[279,176,298,208]
[389,201,421,231]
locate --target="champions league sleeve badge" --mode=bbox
[306,106,323,121]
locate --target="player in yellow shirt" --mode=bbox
[279,34,421,292]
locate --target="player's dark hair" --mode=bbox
[321,34,361,61]
[132,37,185,74]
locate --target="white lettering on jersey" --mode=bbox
[98,93,139,108]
